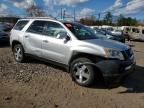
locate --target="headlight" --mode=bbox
[105,48,124,60]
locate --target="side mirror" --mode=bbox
[64,35,71,43]
[65,35,70,42]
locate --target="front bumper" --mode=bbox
[72,55,136,84]
[96,55,136,83]
[103,63,135,84]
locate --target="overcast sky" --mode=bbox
[0,0,144,19]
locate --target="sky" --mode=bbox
[0,0,144,20]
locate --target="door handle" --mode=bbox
[43,40,48,43]
[25,35,30,38]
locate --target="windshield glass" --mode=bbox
[64,23,98,40]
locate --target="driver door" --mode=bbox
[41,21,70,64]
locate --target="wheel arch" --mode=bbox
[69,51,103,65]
[68,52,104,77]
[11,40,23,51]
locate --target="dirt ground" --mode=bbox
[0,41,144,108]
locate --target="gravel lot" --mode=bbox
[0,41,144,108]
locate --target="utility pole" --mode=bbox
[98,13,101,21]
[74,8,76,21]
[63,10,66,20]
[61,8,63,20]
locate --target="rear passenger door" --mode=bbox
[24,21,45,57]
[41,21,70,64]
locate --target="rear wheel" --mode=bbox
[70,58,95,87]
[13,44,25,63]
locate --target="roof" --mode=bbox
[18,17,80,25]
[21,17,56,20]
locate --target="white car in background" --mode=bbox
[110,29,122,35]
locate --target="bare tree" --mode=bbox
[26,5,46,17]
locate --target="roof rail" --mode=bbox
[22,17,56,20]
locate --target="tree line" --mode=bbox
[25,5,139,26]
[80,12,138,26]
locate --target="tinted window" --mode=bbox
[43,22,67,39]
[14,20,28,30]
[27,21,45,34]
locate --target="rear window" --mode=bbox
[13,20,29,30]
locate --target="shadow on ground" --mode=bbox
[90,65,144,92]
[23,57,144,92]
[119,65,144,93]
[24,57,67,72]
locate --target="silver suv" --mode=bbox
[10,18,136,86]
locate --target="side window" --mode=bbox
[13,21,28,30]
[43,22,67,39]
[27,21,45,34]
[132,28,135,32]
[127,28,130,31]
[132,28,139,33]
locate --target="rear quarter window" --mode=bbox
[13,20,29,30]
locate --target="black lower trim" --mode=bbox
[97,60,135,83]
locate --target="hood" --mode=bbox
[84,39,129,51]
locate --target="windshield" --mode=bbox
[64,23,98,40]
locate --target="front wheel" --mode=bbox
[13,44,25,63]
[70,58,95,87]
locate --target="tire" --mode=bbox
[13,44,25,63]
[70,58,95,87]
